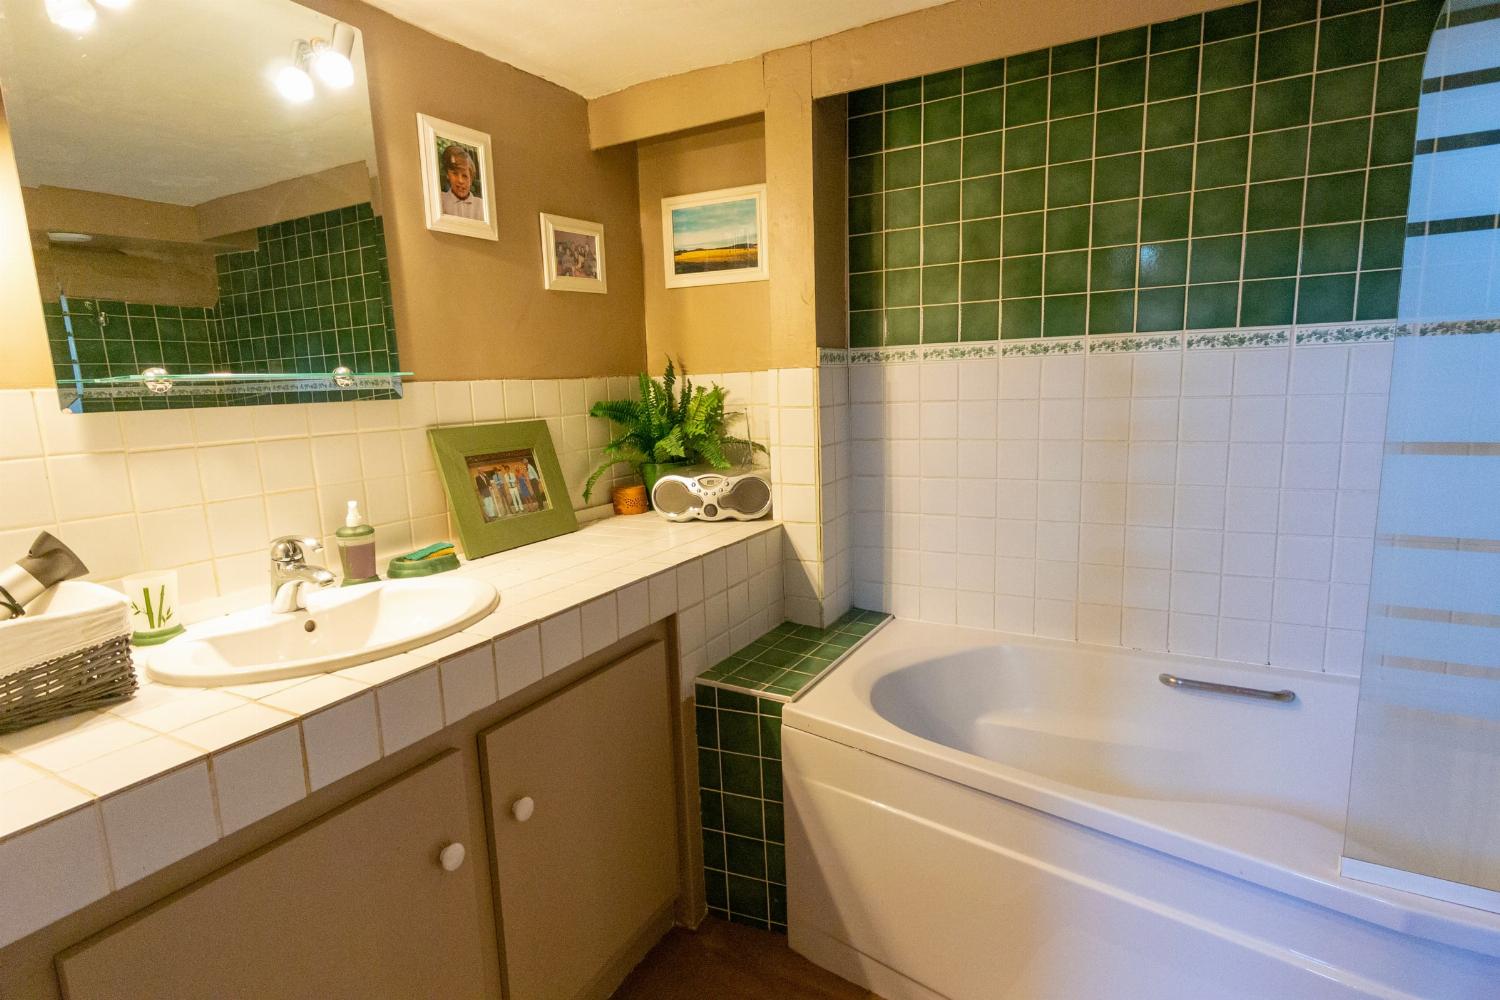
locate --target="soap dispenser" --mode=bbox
[336,500,379,586]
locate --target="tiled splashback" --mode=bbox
[45,204,397,411]
[846,0,1438,346]
[0,370,812,625]
[837,331,1393,674]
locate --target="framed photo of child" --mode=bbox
[428,421,577,559]
[417,113,498,241]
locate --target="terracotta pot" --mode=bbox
[611,484,649,515]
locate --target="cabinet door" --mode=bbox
[484,640,678,1000]
[58,752,488,1000]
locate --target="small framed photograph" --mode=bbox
[661,183,769,288]
[539,213,607,293]
[428,420,577,559]
[417,113,498,241]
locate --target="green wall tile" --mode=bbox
[962,218,1003,259]
[924,140,962,182]
[925,224,961,264]
[845,0,1424,347]
[1149,48,1200,101]
[1188,282,1241,327]
[1096,153,1144,200]
[963,132,1003,176]
[1046,206,1091,250]
[1201,36,1257,90]
[1199,87,1254,140]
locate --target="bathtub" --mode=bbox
[783,620,1500,1000]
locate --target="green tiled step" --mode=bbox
[697,608,890,698]
[694,608,891,933]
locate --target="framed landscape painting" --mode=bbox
[660,184,769,288]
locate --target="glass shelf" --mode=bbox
[56,369,411,407]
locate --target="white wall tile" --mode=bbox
[301,694,380,791]
[0,804,112,949]
[540,608,583,673]
[212,726,306,835]
[102,763,218,886]
[376,667,443,753]
[580,593,619,656]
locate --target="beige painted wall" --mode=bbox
[637,118,772,374]
[32,238,221,308]
[196,161,377,240]
[305,0,645,381]
[589,0,1243,145]
[0,0,649,389]
[0,105,52,390]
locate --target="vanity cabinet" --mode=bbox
[56,752,488,1000]
[483,639,679,1000]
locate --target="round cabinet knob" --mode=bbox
[438,842,466,872]
[511,796,535,823]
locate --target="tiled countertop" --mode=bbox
[0,514,784,948]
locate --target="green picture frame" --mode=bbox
[428,420,578,560]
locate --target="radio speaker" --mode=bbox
[650,467,772,521]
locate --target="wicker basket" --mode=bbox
[0,633,137,734]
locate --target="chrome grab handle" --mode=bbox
[1159,673,1296,703]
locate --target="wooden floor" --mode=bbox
[612,918,882,1000]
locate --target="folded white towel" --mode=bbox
[0,581,131,679]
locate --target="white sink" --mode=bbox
[145,577,499,687]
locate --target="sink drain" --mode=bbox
[304,620,317,633]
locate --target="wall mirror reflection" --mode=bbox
[0,0,403,411]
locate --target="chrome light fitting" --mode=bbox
[275,22,355,104]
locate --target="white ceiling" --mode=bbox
[0,0,376,205]
[359,0,955,99]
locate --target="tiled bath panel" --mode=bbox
[842,333,1392,674]
[846,0,1438,346]
[695,610,891,932]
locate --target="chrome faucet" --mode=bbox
[269,535,336,613]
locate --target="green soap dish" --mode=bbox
[387,550,460,578]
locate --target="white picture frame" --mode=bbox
[539,213,607,293]
[660,183,769,288]
[417,113,497,241]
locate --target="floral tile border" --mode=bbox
[921,343,999,361]
[837,319,1500,365]
[1402,318,1500,337]
[1185,327,1290,350]
[818,347,850,366]
[1087,332,1183,354]
[1000,336,1084,357]
[1295,322,1399,345]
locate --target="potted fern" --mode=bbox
[582,360,760,506]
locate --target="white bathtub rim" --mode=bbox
[785,618,1500,960]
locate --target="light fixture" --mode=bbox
[44,0,96,32]
[309,22,355,89]
[47,231,95,244]
[93,0,130,8]
[275,41,315,103]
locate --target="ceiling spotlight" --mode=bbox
[45,0,97,32]
[310,22,355,89]
[47,231,95,244]
[276,41,315,103]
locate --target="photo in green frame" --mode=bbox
[428,420,578,560]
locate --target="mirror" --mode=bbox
[0,0,402,411]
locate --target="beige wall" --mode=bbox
[637,117,772,374]
[590,0,1244,145]
[32,238,221,308]
[307,0,645,381]
[0,105,52,390]
[196,161,377,240]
